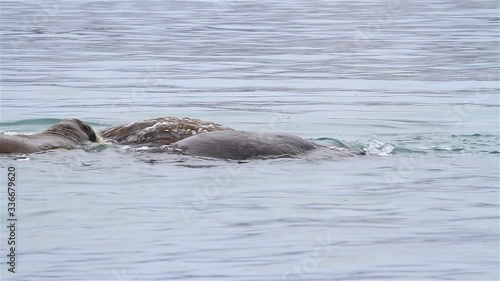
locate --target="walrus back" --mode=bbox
[99,117,233,145]
[173,130,320,160]
[0,135,40,154]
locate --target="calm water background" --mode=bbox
[0,0,499,280]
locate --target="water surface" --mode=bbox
[0,0,499,280]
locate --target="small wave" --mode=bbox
[0,153,30,160]
[129,145,179,153]
[0,118,62,127]
[313,137,366,154]
[392,147,426,154]
[0,130,32,136]
[1,118,106,129]
[175,164,220,168]
[451,133,496,138]
[312,137,346,147]
[415,145,464,152]
[82,142,111,153]
[14,155,30,161]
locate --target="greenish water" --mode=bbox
[1,0,499,280]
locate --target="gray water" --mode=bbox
[0,0,499,280]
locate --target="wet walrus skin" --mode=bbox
[99,117,233,145]
[0,118,97,154]
[172,130,361,160]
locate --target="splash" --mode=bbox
[364,140,395,156]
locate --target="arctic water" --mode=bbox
[0,0,499,280]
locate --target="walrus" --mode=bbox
[172,130,362,160]
[0,118,98,154]
[99,117,233,145]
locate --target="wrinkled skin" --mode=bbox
[99,117,233,145]
[0,118,97,154]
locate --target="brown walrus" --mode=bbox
[172,130,363,160]
[0,118,98,154]
[99,117,233,145]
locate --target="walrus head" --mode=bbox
[71,119,97,142]
[44,118,98,143]
[0,118,99,154]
